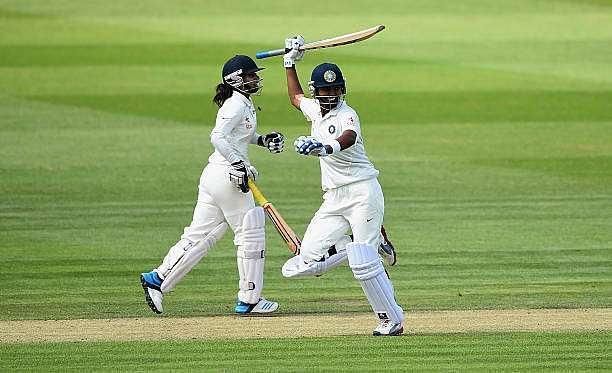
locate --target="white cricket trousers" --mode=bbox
[182,163,255,246]
[300,177,384,262]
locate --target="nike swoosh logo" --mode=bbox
[367,218,373,222]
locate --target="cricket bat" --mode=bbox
[255,24,385,59]
[248,179,301,255]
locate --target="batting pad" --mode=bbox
[282,235,351,277]
[347,242,404,323]
[160,223,228,293]
[236,207,266,304]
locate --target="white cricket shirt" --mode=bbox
[208,91,258,166]
[299,97,379,191]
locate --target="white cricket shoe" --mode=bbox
[373,319,404,336]
[145,287,163,314]
[235,297,279,315]
[140,272,164,314]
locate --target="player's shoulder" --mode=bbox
[300,97,319,110]
[338,101,357,115]
[337,102,360,123]
[219,94,248,115]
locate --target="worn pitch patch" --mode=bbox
[1,308,610,343]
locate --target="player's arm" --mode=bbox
[328,129,357,152]
[210,107,242,164]
[283,36,305,110]
[286,66,304,109]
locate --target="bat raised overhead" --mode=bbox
[255,24,385,59]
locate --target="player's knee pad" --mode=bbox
[160,223,228,293]
[346,242,404,323]
[236,207,266,304]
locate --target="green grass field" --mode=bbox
[1,0,611,371]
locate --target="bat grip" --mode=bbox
[255,48,286,59]
[248,179,269,205]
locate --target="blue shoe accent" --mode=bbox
[140,271,162,291]
[235,300,255,314]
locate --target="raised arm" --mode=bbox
[286,66,304,109]
[283,36,305,110]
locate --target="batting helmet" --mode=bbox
[222,55,265,95]
[309,62,345,89]
[308,62,346,111]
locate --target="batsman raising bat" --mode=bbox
[139,55,284,315]
[280,36,404,336]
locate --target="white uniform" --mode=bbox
[155,91,266,304]
[298,98,384,262]
[179,91,258,246]
[291,96,404,330]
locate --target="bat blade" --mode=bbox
[262,204,301,255]
[302,24,385,51]
[255,24,385,59]
[248,179,301,255]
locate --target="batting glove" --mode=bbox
[228,160,249,193]
[283,35,305,68]
[294,136,329,157]
[262,132,284,153]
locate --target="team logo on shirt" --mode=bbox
[245,117,253,129]
[323,70,337,83]
[328,124,336,134]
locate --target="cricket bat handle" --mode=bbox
[256,49,285,59]
[248,179,268,205]
[255,47,306,59]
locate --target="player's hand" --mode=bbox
[294,136,329,157]
[283,35,305,68]
[228,160,249,193]
[262,132,284,153]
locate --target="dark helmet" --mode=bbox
[222,55,265,95]
[309,62,345,89]
[308,62,346,111]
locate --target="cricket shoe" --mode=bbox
[373,319,404,336]
[235,298,279,315]
[140,271,163,314]
[378,226,397,266]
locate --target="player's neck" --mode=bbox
[237,90,250,99]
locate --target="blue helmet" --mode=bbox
[309,62,346,111]
[309,62,345,89]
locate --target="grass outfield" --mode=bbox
[2,333,611,372]
[1,0,611,370]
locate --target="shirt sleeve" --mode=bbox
[210,103,243,164]
[298,97,321,123]
[339,110,361,136]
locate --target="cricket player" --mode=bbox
[280,37,405,336]
[140,55,283,315]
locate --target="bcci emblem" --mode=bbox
[323,70,336,83]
